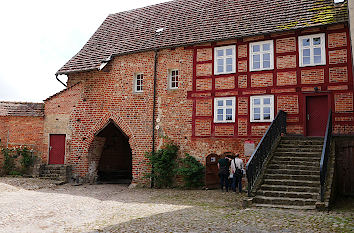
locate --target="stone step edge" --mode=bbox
[253,203,316,210]
[260,184,320,191]
[263,179,320,184]
[254,196,317,202]
[257,190,318,196]
[266,168,320,173]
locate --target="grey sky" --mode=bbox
[0,0,169,102]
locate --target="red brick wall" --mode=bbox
[0,116,44,164]
[43,83,83,164]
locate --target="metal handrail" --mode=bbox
[246,110,287,197]
[320,110,332,202]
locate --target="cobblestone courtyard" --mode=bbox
[0,177,353,232]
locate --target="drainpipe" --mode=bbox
[151,49,158,188]
[56,74,67,87]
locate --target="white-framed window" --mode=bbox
[214,45,236,75]
[169,69,179,89]
[299,33,326,67]
[214,97,236,123]
[250,95,274,122]
[134,73,143,92]
[250,40,274,71]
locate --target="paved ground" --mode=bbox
[0,177,353,233]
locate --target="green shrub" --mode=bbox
[145,142,178,188]
[1,145,36,175]
[9,171,22,176]
[19,147,36,170]
[2,148,17,175]
[177,153,205,188]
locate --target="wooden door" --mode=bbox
[49,134,65,164]
[336,139,354,196]
[306,95,328,136]
[205,153,220,189]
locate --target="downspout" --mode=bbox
[151,49,159,188]
[56,74,67,87]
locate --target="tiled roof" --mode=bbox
[57,0,348,74]
[0,102,44,117]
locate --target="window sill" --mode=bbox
[250,120,273,123]
[214,71,236,76]
[299,63,326,68]
[250,67,274,72]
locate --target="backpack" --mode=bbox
[233,159,243,177]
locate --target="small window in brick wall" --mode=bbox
[214,45,236,75]
[249,40,274,71]
[134,73,143,92]
[250,95,274,122]
[169,69,179,89]
[214,97,236,123]
[299,33,326,67]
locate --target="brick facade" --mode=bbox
[0,116,44,164]
[4,24,350,185]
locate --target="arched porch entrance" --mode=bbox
[90,119,132,184]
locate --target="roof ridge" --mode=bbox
[0,101,44,105]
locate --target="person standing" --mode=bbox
[217,155,230,192]
[231,153,245,193]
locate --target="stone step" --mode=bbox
[42,170,65,174]
[265,168,319,176]
[268,163,319,170]
[263,179,320,187]
[279,140,323,146]
[274,151,322,157]
[275,147,323,153]
[256,190,318,199]
[270,160,319,167]
[281,136,324,141]
[272,156,320,163]
[264,174,319,182]
[260,184,319,193]
[254,203,316,210]
[253,196,317,206]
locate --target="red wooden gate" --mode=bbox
[49,134,66,164]
[306,95,328,136]
[205,153,220,189]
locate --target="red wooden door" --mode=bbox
[49,134,65,164]
[306,95,328,136]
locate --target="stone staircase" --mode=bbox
[253,136,324,210]
[34,164,71,183]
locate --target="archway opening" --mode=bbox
[95,121,132,184]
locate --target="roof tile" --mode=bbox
[57,0,348,74]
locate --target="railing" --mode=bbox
[246,110,287,197]
[320,110,332,202]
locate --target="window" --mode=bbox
[214,97,236,123]
[250,95,274,122]
[299,33,326,67]
[169,69,179,89]
[250,40,274,71]
[134,73,143,92]
[214,45,236,75]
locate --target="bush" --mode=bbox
[177,154,205,188]
[2,148,17,175]
[1,146,37,176]
[145,142,178,188]
[19,147,36,171]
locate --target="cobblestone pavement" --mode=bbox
[0,177,353,233]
